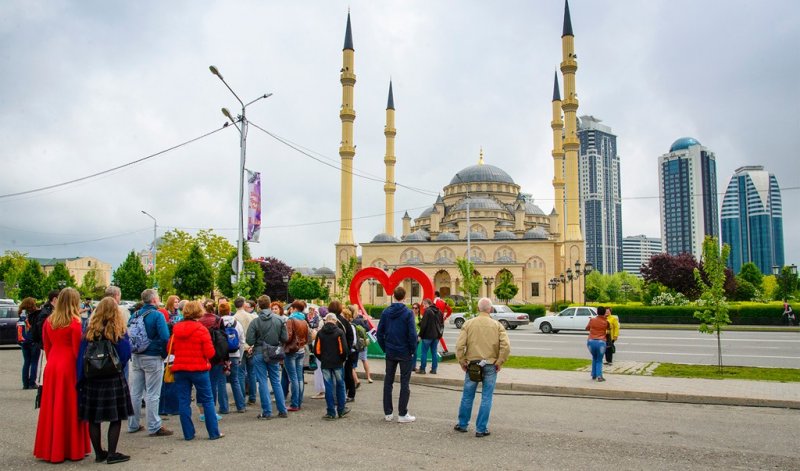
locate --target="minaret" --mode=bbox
[550,70,565,241]
[336,12,358,275]
[560,0,583,244]
[384,81,397,237]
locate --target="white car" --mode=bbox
[449,304,530,330]
[532,306,597,333]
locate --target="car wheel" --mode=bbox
[499,320,510,330]
[509,325,518,330]
[454,318,465,329]
[540,322,552,334]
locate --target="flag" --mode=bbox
[246,170,261,243]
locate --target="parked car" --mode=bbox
[532,306,597,333]
[0,304,19,345]
[449,304,529,330]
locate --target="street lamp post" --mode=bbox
[573,260,593,304]
[282,275,290,301]
[141,210,158,288]
[548,278,558,308]
[483,276,494,300]
[559,273,566,302]
[773,264,799,303]
[566,268,574,302]
[209,65,272,291]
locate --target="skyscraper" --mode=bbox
[721,166,784,274]
[578,115,622,273]
[658,137,719,258]
[622,234,662,277]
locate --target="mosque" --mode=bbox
[335,1,587,305]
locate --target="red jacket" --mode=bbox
[170,320,215,372]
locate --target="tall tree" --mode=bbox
[43,262,77,292]
[156,229,235,295]
[694,236,731,373]
[113,251,148,300]
[738,262,763,290]
[18,259,45,300]
[174,244,214,299]
[641,253,701,299]
[258,257,293,301]
[80,269,105,299]
[216,243,265,298]
[288,272,323,301]
[493,270,518,303]
[0,250,29,300]
[455,257,480,316]
[336,256,358,300]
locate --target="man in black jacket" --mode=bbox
[330,301,358,402]
[418,299,443,374]
[313,313,349,419]
[29,290,61,349]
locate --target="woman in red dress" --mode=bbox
[34,287,91,463]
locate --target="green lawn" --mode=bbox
[502,356,591,371]
[651,363,800,382]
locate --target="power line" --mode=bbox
[1,227,152,248]
[0,124,232,200]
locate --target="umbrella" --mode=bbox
[34,350,44,409]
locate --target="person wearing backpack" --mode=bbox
[77,298,134,464]
[244,295,289,420]
[333,301,358,403]
[418,298,443,374]
[313,313,349,420]
[351,307,374,384]
[220,301,246,413]
[285,300,310,411]
[126,289,172,437]
[199,300,229,419]
[17,297,40,389]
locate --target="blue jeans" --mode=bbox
[419,338,439,372]
[252,357,287,416]
[284,352,305,409]
[227,357,246,411]
[21,343,40,389]
[209,364,228,413]
[457,364,498,433]
[173,371,220,440]
[238,354,257,402]
[321,367,346,417]
[128,354,164,433]
[587,339,607,379]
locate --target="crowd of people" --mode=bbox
[17,283,520,465]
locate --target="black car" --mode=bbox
[0,304,19,345]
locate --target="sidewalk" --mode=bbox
[361,358,800,409]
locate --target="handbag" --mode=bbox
[262,341,285,363]
[467,360,484,383]
[163,338,175,383]
[84,337,122,379]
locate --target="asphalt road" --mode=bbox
[443,325,800,368]
[0,349,797,470]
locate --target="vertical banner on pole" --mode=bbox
[246,170,261,243]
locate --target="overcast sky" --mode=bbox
[1,0,797,273]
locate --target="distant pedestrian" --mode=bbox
[586,306,610,382]
[411,302,422,373]
[16,297,40,389]
[454,297,510,437]
[313,312,349,420]
[77,298,134,464]
[418,298,443,374]
[377,287,417,423]
[783,303,796,326]
[604,307,620,365]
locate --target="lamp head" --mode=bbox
[772,265,781,276]
[221,107,233,120]
[209,65,222,78]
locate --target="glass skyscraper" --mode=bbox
[622,234,662,277]
[721,166,784,274]
[658,137,719,258]
[578,116,622,274]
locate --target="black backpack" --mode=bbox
[209,319,230,364]
[84,338,122,379]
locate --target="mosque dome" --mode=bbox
[418,206,436,218]
[523,227,550,240]
[370,233,400,243]
[467,231,488,241]
[436,232,458,241]
[314,266,335,276]
[494,231,517,240]
[525,202,546,216]
[403,229,430,242]
[669,137,701,152]
[454,197,508,213]
[449,164,515,185]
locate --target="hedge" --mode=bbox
[364,304,548,320]
[605,304,798,325]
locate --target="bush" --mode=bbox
[509,305,547,319]
[609,303,797,325]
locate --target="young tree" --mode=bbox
[336,256,358,299]
[288,272,323,301]
[43,262,77,292]
[455,257,480,316]
[174,244,214,299]
[79,269,105,299]
[18,259,45,300]
[0,250,29,300]
[112,251,148,300]
[156,229,235,295]
[761,275,777,301]
[217,243,266,298]
[694,236,731,374]
[493,270,518,303]
[774,266,799,303]
[738,262,763,291]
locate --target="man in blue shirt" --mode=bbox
[127,289,173,436]
[377,286,417,423]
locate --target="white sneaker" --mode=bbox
[384,414,394,422]
[397,413,416,423]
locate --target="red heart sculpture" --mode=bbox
[349,266,435,328]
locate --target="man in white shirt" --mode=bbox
[233,297,258,404]
[104,286,130,326]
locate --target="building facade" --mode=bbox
[622,235,662,277]
[343,2,587,305]
[34,257,112,288]
[721,166,784,274]
[658,137,719,258]
[578,115,622,274]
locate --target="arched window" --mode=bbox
[494,246,516,263]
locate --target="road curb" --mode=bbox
[361,372,800,410]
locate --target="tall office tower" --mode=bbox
[622,234,662,277]
[658,137,719,258]
[721,166,784,274]
[578,116,622,273]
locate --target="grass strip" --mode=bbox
[502,356,591,371]
[651,363,800,382]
